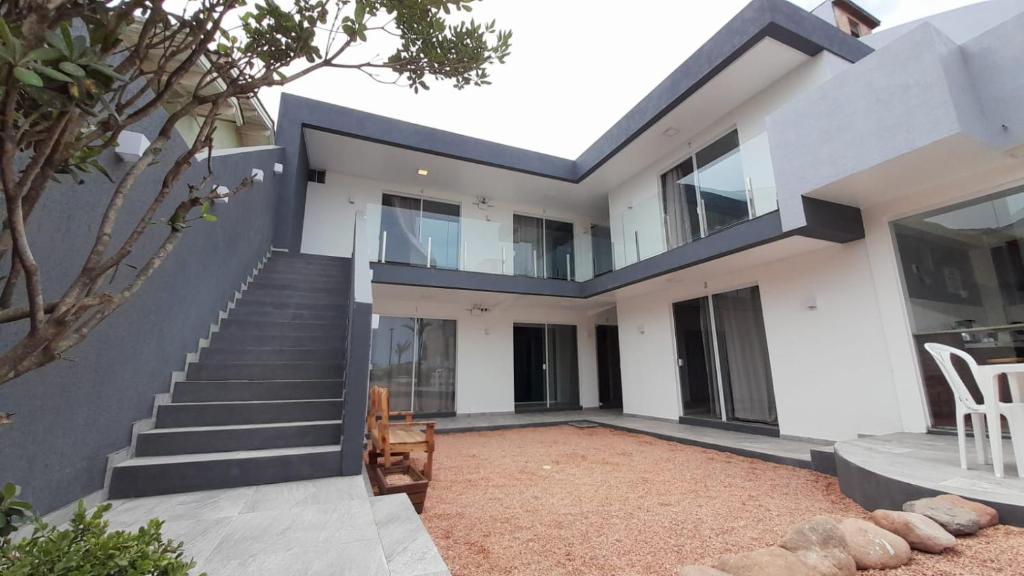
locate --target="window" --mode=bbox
[661,129,751,249]
[848,18,862,38]
[379,192,460,270]
[893,184,1024,429]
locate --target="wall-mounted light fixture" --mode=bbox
[273,162,284,174]
[417,168,429,176]
[662,127,679,137]
[251,168,265,184]
[213,185,231,204]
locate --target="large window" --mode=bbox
[379,193,460,270]
[370,316,457,415]
[893,184,1024,428]
[512,214,576,280]
[661,130,753,249]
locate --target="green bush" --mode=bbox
[0,499,204,576]
[0,483,33,541]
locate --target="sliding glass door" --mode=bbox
[370,315,456,416]
[512,214,575,280]
[672,286,777,425]
[513,323,580,410]
[379,193,460,270]
[662,129,752,250]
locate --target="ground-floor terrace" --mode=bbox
[99,411,1023,575]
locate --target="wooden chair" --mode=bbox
[366,386,436,479]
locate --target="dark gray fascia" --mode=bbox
[369,199,865,300]
[275,0,872,186]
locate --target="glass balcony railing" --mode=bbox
[613,129,778,268]
[368,200,596,283]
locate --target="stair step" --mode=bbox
[232,298,346,314]
[156,399,343,428]
[172,380,344,403]
[210,332,339,349]
[107,445,342,499]
[187,361,344,381]
[218,318,344,335]
[228,307,347,323]
[250,279,343,295]
[135,420,342,456]
[201,347,344,363]
[273,252,350,264]
[254,273,347,287]
[243,286,349,304]
[259,266,350,281]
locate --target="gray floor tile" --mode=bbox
[239,476,369,513]
[371,494,451,576]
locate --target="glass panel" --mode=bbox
[661,156,700,248]
[414,318,456,414]
[712,286,777,425]
[620,194,664,266]
[545,219,575,280]
[513,324,547,404]
[380,194,425,267]
[513,215,544,277]
[893,185,1024,428]
[591,224,614,277]
[673,298,721,419]
[546,324,580,406]
[741,131,778,216]
[369,316,417,412]
[421,199,460,270]
[697,130,750,234]
[461,217,507,274]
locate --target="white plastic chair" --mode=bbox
[924,342,1024,478]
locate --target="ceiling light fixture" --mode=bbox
[662,127,679,137]
[417,168,429,176]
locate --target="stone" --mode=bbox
[903,497,981,536]
[677,566,733,576]
[838,518,912,570]
[870,509,956,554]
[792,549,857,576]
[778,516,856,576]
[716,547,816,576]
[934,494,999,528]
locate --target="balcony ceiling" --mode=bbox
[303,37,810,221]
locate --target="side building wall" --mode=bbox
[0,111,285,514]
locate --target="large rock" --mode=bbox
[838,518,912,570]
[935,494,999,528]
[677,566,733,576]
[779,516,856,576]
[870,509,956,554]
[716,547,816,576]
[903,497,981,535]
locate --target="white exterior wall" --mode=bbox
[615,240,902,440]
[370,296,605,414]
[301,172,599,280]
[607,52,848,269]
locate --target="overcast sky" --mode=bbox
[259,0,983,159]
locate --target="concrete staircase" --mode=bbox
[108,253,354,499]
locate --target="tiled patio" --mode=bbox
[434,409,829,468]
[103,476,449,576]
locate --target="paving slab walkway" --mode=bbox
[104,476,449,576]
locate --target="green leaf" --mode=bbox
[2,483,16,500]
[85,62,126,81]
[58,61,86,77]
[13,66,43,87]
[201,214,218,222]
[32,64,74,83]
[25,46,63,62]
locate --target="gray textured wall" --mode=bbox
[0,110,285,514]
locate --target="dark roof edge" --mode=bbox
[279,0,873,184]
[833,0,883,28]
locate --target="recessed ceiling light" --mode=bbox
[417,168,429,176]
[662,127,679,137]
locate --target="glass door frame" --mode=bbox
[513,322,581,410]
[670,284,776,427]
[512,212,576,281]
[660,127,756,250]
[370,314,457,417]
[379,191,462,271]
